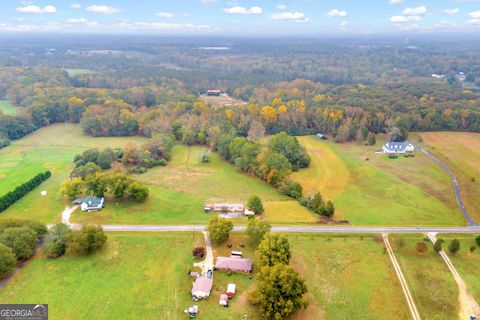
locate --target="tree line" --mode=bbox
[0,171,51,213]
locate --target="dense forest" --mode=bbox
[1,37,480,147]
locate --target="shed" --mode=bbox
[189,272,199,279]
[316,133,327,140]
[215,256,253,274]
[227,283,236,298]
[191,276,213,300]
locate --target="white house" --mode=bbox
[382,141,415,154]
[74,196,105,212]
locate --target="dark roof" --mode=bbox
[215,257,253,272]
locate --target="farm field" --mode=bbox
[0,99,18,115]
[0,232,414,320]
[420,132,480,223]
[71,144,316,225]
[392,235,459,319]
[0,124,147,224]
[292,136,464,226]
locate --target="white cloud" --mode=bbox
[467,18,480,25]
[271,12,309,22]
[200,0,217,4]
[85,5,121,15]
[276,4,287,10]
[70,3,81,9]
[402,6,427,16]
[389,0,404,4]
[327,9,348,18]
[224,6,262,15]
[66,18,89,24]
[469,10,480,19]
[156,12,174,18]
[16,5,56,14]
[390,15,421,23]
[444,8,460,16]
[0,20,214,33]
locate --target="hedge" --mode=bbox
[0,171,51,212]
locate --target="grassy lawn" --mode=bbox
[0,232,259,320]
[288,234,409,319]
[292,136,464,226]
[437,234,480,303]
[0,99,18,115]
[0,124,147,224]
[0,232,413,320]
[72,144,316,225]
[420,132,480,223]
[215,233,410,319]
[392,235,459,319]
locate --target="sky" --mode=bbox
[0,0,480,35]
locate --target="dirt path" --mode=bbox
[383,233,422,320]
[61,205,79,227]
[428,233,480,319]
[193,231,213,276]
[419,147,476,226]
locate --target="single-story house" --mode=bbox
[382,141,415,154]
[213,203,244,213]
[73,196,105,212]
[316,133,327,140]
[191,276,213,300]
[215,256,253,274]
[206,90,221,96]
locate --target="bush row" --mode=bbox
[0,171,51,213]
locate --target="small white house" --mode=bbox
[74,196,104,212]
[382,141,415,154]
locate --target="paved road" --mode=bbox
[418,147,477,226]
[95,224,480,234]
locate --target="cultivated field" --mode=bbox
[392,235,459,319]
[71,145,316,225]
[292,136,464,226]
[0,124,147,223]
[420,132,480,223]
[0,99,17,115]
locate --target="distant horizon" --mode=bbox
[1,1,480,36]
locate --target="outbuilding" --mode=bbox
[215,256,253,274]
[226,283,236,298]
[191,276,213,300]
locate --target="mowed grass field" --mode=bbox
[0,124,147,223]
[0,233,259,320]
[0,99,18,115]
[392,235,459,319]
[292,136,464,226]
[72,144,316,225]
[0,232,413,320]
[438,234,480,304]
[420,132,480,223]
